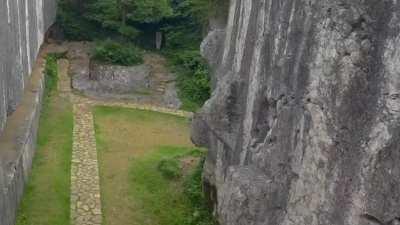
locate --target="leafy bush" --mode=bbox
[92,40,144,66]
[158,158,182,179]
[162,0,214,111]
[167,50,211,111]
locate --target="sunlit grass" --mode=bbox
[94,106,214,225]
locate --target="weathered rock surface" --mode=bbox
[193,1,400,225]
[75,62,152,97]
[0,45,58,225]
[0,0,56,135]
[0,1,56,224]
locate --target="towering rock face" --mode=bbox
[0,0,56,135]
[0,1,56,225]
[193,0,400,225]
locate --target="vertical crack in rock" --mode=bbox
[193,0,400,225]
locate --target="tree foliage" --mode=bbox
[58,0,218,110]
[92,39,143,66]
[85,0,173,28]
[129,0,173,23]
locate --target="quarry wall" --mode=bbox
[0,1,56,224]
[193,1,400,225]
[0,0,56,133]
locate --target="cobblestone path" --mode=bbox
[70,99,103,225]
[56,59,102,225]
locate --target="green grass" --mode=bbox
[158,157,182,179]
[93,106,190,130]
[94,106,215,225]
[129,146,198,225]
[15,56,73,225]
[128,145,216,225]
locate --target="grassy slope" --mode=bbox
[94,106,199,225]
[16,56,73,225]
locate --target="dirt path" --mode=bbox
[54,44,192,225]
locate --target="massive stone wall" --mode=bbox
[0,1,56,225]
[193,0,400,225]
[0,0,56,135]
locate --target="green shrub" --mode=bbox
[166,50,211,111]
[158,158,182,179]
[92,40,144,66]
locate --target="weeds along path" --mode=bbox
[55,43,193,225]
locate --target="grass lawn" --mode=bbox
[15,96,73,225]
[16,56,73,225]
[94,106,209,225]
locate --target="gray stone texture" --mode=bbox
[0,1,56,224]
[68,43,182,109]
[0,51,45,225]
[192,1,400,225]
[0,0,56,134]
[77,63,152,97]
